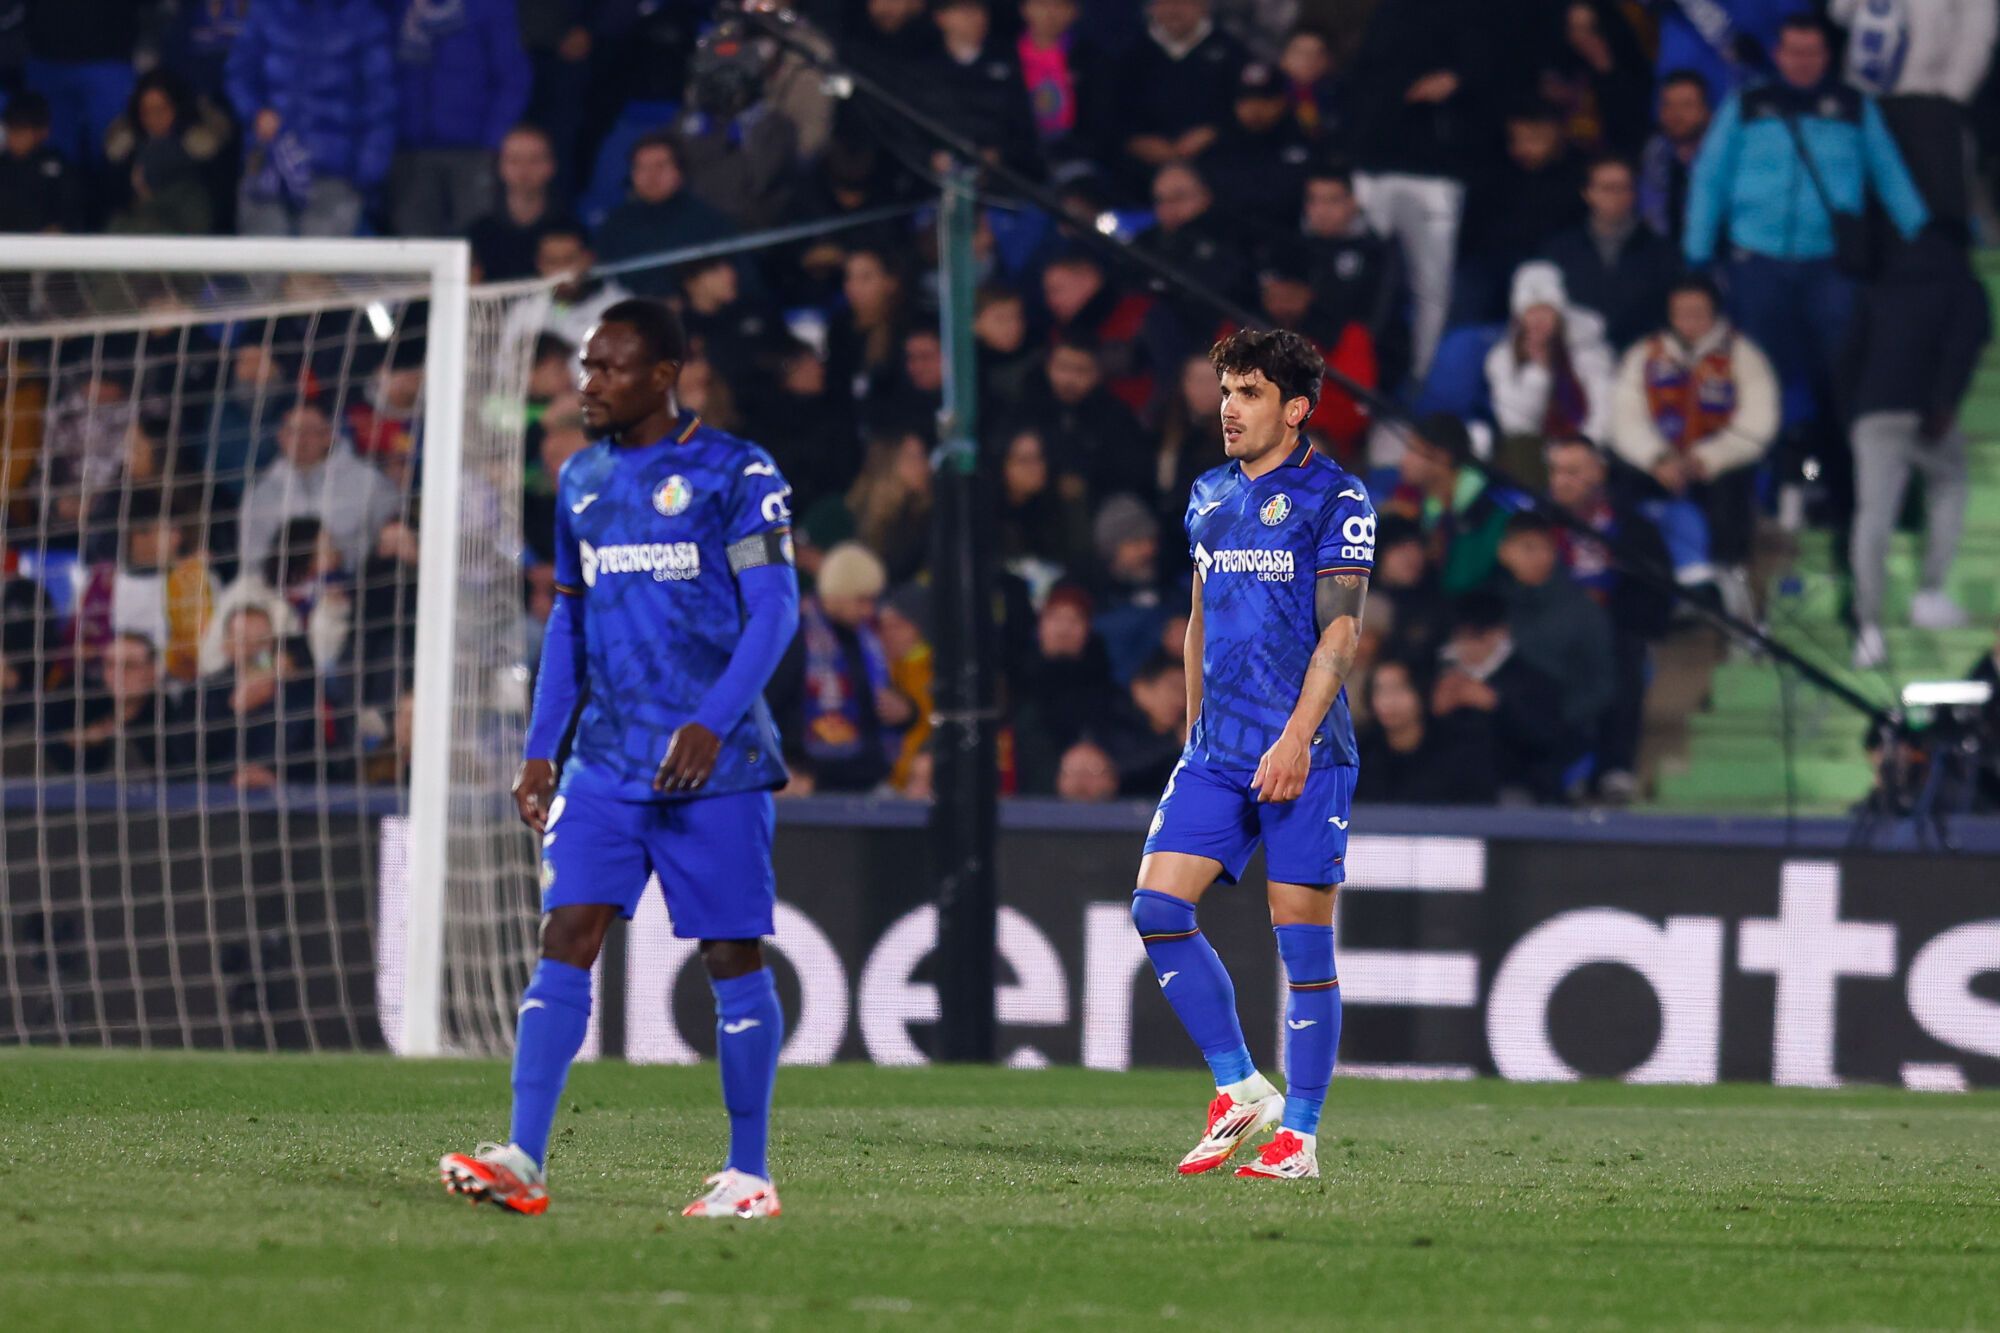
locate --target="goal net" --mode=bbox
[0,237,540,1055]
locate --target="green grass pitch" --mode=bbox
[2,1052,1996,1331]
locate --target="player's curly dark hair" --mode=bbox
[599,297,687,366]
[1208,328,1324,413]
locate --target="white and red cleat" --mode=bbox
[681,1169,782,1220]
[1177,1082,1284,1175]
[1235,1129,1320,1179]
[438,1142,549,1215]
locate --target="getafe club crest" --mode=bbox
[654,475,693,516]
[1260,494,1292,527]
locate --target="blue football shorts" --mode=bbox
[538,786,777,940]
[1141,757,1355,886]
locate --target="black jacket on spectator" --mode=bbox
[1840,229,1993,423]
[1459,153,1586,276]
[1195,119,1313,235]
[356,550,418,709]
[1107,25,1246,155]
[593,193,734,298]
[684,296,779,390]
[466,205,581,283]
[1136,217,1252,342]
[1012,378,1155,507]
[923,41,1041,179]
[44,690,193,777]
[195,670,353,785]
[1375,574,1454,670]
[743,387,860,519]
[1542,220,1681,351]
[1345,0,1495,179]
[1095,696,1183,798]
[0,143,84,233]
[1012,635,1120,794]
[1501,571,1616,744]
[1309,227,1411,390]
[1488,652,1580,803]
[1355,713,1499,804]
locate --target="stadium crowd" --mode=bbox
[2,0,1999,808]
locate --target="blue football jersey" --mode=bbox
[1184,440,1376,769]
[552,414,795,799]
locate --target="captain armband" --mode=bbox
[726,527,796,574]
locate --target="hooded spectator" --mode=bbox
[227,0,397,237]
[1486,262,1616,450]
[1386,412,1521,595]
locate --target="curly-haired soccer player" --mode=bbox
[1133,328,1374,1180]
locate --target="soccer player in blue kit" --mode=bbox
[1134,329,1373,1181]
[440,299,800,1220]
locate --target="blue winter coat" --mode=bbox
[225,0,398,188]
[394,0,532,151]
[1685,79,1929,265]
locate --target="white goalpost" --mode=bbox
[0,236,513,1057]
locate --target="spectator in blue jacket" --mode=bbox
[226,0,397,237]
[1684,16,1928,444]
[391,0,532,238]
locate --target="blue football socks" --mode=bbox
[1275,923,1340,1136]
[712,967,783,1181]
[1132,889,1256,1088]
[509,957,593,1168]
